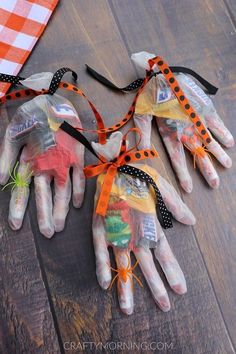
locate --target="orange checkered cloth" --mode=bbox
[0,0,58,97]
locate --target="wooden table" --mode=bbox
[0,1,235,353]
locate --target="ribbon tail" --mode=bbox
[96,166,117,216]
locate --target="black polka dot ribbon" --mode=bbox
[118,165,172,229]
[86,64,218,95]
[48,68,78,95]
[0,68,78,96]
[0,73,24,85]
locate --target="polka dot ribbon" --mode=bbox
[48,68,77,95]
[148,56,212,145]
[56,75,151,143]
[118,165,172,229]
[0,68,77,94]
[0,88,40,103]
[0,73,24,85]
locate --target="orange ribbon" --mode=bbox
[84,128,158,216]
[148,56,212,146]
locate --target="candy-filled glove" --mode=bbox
[0,74,85,237]
[90,133,196,315]
[132,51,234,192]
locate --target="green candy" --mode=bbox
[105,215,131,248]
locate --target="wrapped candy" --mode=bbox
[79,130,196,315]
[0,73,85,237]
[132,51,234,192]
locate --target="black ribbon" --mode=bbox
[60,121,173,229]
[118,164,172,229]
[60,121,100,159]
[0,67,78,95]
[86,64,218,95]
[0,73,25,85]
[48,68,77,95]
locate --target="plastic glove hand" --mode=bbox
[91,133,196,315]
[0,73,85,237]
[132,51,234,192]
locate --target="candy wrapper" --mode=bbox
[0,72,85,237]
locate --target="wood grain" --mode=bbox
[0,0,235,353]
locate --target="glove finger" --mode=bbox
[92,213,111,289]
[176,73,234,148]
[53,172,71,233]
[8,159,32,230]
[156,118,193,193]
[196,154,220,189]
[204,112,234,148]
[113,248,134,315]
[185,136,220,189]
[153,225,187,295]
[134,114,153,149]
[34,173,54,238]
[134,247,170,312]
[206,138,232,168]
[72,166,85,208]
[157,174,196,225]
[0,138,20,185]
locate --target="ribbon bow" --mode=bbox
[60,122,172,229]
[84,128,158,216]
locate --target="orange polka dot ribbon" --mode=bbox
[84,128,159,217]
[148,56,212,145]
[57,76,151,144]
[0,87,40,103]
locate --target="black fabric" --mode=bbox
[60,121,173,229]
[86,64,218,95]
[86,64,145,91]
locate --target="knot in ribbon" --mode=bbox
[84,128,159,216]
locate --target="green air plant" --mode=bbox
[2,161,33,195]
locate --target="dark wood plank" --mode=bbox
[13,0,235,353]
[0,104,61,353]
[110,0,236,349]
